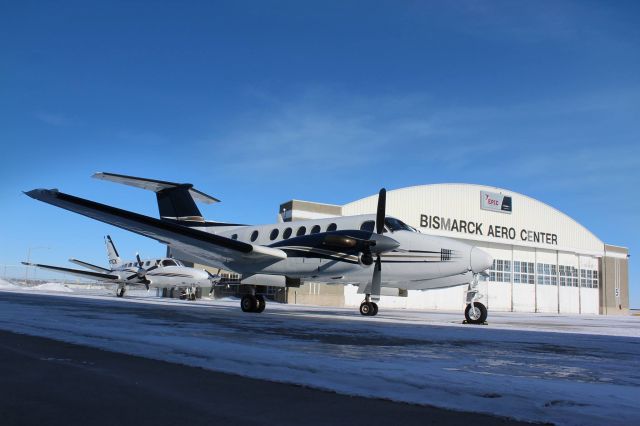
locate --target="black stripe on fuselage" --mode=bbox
[282,249,360,265]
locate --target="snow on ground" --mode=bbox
[0,289,638,425]
[30,282,74,292]
[0,278,20,289]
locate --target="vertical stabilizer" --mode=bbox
[105,235,122,267]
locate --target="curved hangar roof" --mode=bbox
[342,184,604,256]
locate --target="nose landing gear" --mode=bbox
[116,287,126,297]
[464,273,488,324]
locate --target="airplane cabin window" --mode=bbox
[310,225,321,234]
[270,229,279,240]
[231,234,238,240]
[145,261,150,267]
[162,259,177,267]
[250,230,259,242]
[327,223,337,232]
[296,226,306,236]
[384,217,416,232]
[360,220,375,232]
[283,227,292,239]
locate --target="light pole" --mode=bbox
[25,246,50,284]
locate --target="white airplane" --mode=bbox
[22,235,214,300]
[25,173,493,323]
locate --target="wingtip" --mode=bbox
[24,188,59,200]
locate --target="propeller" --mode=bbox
[206,270,222,285]
[126,253,157,290]
[371,188,387,302]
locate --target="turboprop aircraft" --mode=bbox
[22,235,215,300]
[25,173,494,323]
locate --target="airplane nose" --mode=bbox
[470,247,493,273]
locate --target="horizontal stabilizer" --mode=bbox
[93,172,219,204]
[22,261,120,281]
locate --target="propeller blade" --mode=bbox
[146,265,158,272]
[136,253,143,268]
[371,255,382,302]
[143,280,149,290]
[126,273,138,280]
[376,188,386,235]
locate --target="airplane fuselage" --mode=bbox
[177,214,491,290]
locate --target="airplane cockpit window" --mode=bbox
[162,259,177,267]
[250,230,259,242]
[360,220,375,232]
[327,223,337,232]
[296,226,306,236]
[310,225,321,234]
[283,228,292,239]
[384,217,416,232]
[270,229,279,240]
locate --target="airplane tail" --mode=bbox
[93,172,219,225]
[105,235,122,267]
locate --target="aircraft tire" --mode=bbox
[116,287,125,298]
[255,295,266,313]
[241,295,257,313]
[359,302,372,316]
[464,302,487,324]
[370,302,378,316]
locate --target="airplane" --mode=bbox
[22,235,215,300]
[25,172,494,323]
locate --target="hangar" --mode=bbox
[277,184,629,315]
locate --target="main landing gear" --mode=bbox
[359,294,378,316]
[116,287,126,297]
[464,273,488,324]
[180,287,197,301]
[240,294,266,313]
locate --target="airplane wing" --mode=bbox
[24,189,286,272]
[68,258,111,273]
[22,262,120,281]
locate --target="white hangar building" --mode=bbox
[279,184,629,315]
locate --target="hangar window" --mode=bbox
[360,220,375,232]
[327,223,337,232]
[283,227,292,239]
[536,263,557,286]
[250,230,259,242]
[231,234,238,240]
[310,225,321,234]
[296,226,307,236]
[270,229,279,240]
[559,265,578,287]
[488,259,511,283]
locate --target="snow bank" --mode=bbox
[31,282,73,293]
[0,278,19,289]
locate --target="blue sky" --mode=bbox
[1,1,638,306]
